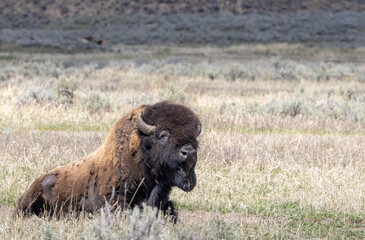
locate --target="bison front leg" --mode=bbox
[147,184,170,209]
[147,184,177,222]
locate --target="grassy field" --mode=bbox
[1,43,365,239]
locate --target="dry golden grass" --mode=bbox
[1,44,365,239]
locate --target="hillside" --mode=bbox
[1,0,365,26]
[1,0,364,48]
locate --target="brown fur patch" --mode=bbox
[129,130,140,155]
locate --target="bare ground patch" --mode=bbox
[178,209,290,226]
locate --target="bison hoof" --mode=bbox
[163,200,178,224]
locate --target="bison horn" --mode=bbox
[196,123,202,137]
[137,112,156,135]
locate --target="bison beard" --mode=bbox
[16,101,201,222]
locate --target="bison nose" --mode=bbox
[180,145,196,160]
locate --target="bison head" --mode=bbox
[137,102,202,192]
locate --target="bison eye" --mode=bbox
[158,130,170,145]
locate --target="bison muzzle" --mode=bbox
[17,101,202,221]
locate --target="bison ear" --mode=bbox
[158,130,170,145]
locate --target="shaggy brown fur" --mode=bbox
[17,101,201,219]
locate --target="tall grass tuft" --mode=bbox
[92,203,123,240]
[85,92,112,114]
[126,204,162,240]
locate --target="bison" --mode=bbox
[82,36,107,46]
[17,101,201,221]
